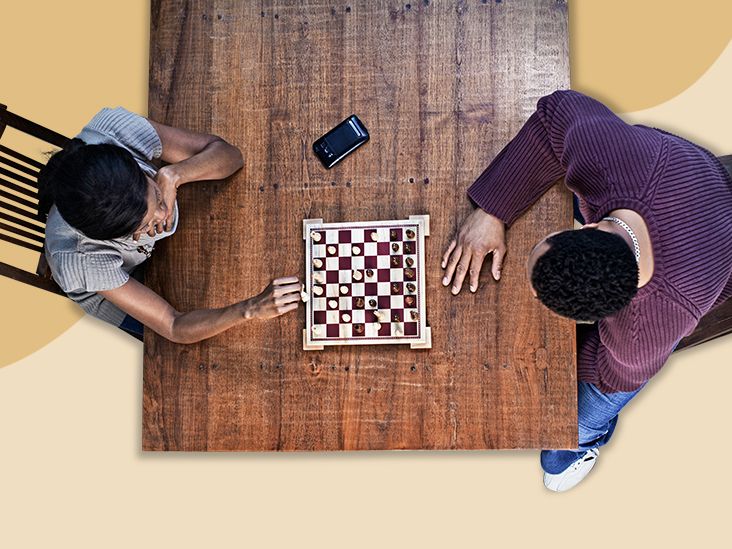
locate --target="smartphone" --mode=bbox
[313,115,369,169]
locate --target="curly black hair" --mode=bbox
[530,228,639,321]
[38,138,148,240]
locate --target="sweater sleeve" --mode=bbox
[467,90,632,226]
[577,294,698,393]
[77,107,163,162]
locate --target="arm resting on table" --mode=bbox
[99,278,250,344]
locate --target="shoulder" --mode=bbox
[599,289,697,355]
[47,248,129,294]
[76,106,162,163]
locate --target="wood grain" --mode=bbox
[144,0,575,451]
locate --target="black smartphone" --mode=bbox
[313,115,369,169]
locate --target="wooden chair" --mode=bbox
[0,103,68,295]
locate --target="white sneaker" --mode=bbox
[543,448,600,492]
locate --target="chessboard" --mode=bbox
[302,216,432,350]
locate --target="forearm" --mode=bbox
[169,300,251,344]
[162,139,243,188]
[467,107,566,226]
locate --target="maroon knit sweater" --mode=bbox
[468,90,732,393]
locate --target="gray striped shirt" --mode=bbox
[44,107,179,326]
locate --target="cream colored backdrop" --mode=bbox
[1,1,730,547]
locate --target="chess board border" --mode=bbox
[302,216,431,350]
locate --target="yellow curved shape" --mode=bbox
[619,42,732,154]
[571,0,732,112]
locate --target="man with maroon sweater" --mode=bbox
[442,90,732,491]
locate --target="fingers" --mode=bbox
[450,250,472,295]
[468,252,486,293]
[277,302,299,315]
[164,212,174,231]
[273,283,302,297]
[491,246,506,281]
[275,292,301,306]
[441,240,456,269]
[273,276,299,285]
[442,245,463,288]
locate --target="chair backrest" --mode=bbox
[0,104,69,295]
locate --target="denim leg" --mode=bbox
[541,381,645,474]
[118,314,144,341]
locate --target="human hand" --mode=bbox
[244,276,302,320]
[154,165,181,234]
[442,208,507,294]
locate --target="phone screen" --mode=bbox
[324,120,360,156]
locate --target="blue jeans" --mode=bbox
[119,314,144,341]
[541,381,644,474]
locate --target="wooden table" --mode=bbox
[143,0,576,451]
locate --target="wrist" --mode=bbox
[238,300,254,320]
[159,164,185,189]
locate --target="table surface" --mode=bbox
[143,0,576,451]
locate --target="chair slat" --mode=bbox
[0,153,40,180]
[0,175,38,201]
[0,105,6,141]
[0,232,43,253]
[0,188,37,210]
[0,221,44,244]
[0,167,38,194]
[0,176,38,201]
[1,109,69,148]
[0,198,43,225]
[0,145,45,170]
[0,261,64,295]
[0,210,44,235]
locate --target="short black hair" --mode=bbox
[38,138,148,240]
[531,228,639,321]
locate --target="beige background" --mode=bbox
[1,1,730,547]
